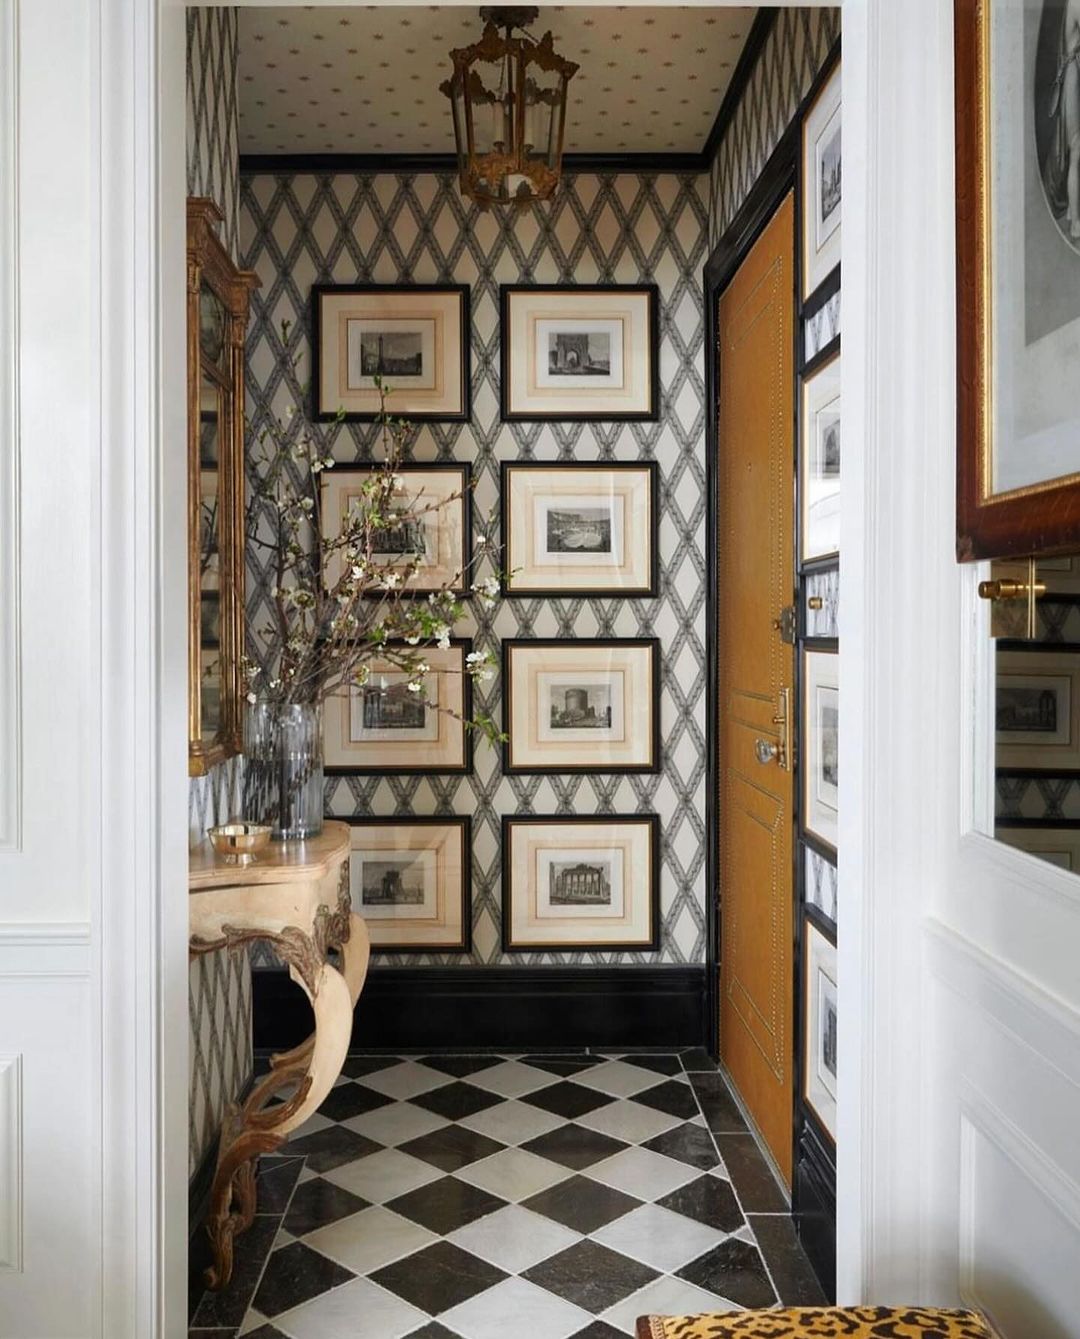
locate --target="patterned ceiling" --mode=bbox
[237,6,758,156]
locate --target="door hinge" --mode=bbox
[772,605,796,645]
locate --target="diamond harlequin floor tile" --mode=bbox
[521,1238,659,1313]
[370,1240,508,1315]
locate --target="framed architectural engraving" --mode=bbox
[500,285,660,421]
[503,638,661,774]
[955,1,1080,558]
[801,58,841,300]
[803,647,839,851]
[346,816,471,953]
[324,640,472,775]
[320,463,472,596]
[803,916,838,1142]
[501,462,659,597]
[312,284,471,422]
[996,648,1080,768]
[800,352,841,563]
[502,814,660,952]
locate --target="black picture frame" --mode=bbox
[311,283,472,423]
[501,813,661,953]
[501,638,662,775]
[500,461,660,599]
[343,815,472,955]
[499,283,661,423]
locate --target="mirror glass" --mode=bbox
[199,374,222,739]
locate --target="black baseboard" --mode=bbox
[252,965,708,1052]
[792,1120,837,1300]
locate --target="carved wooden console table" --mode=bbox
[189,820,369,1289]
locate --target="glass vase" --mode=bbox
[243,702,324,841]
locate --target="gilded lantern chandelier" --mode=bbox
[441,6,579,209]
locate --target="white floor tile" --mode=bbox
[287,1111,334,1142]
[574,1060,669,1099]
[447,1204,582,1274]
[454,1146,571,1202]
[466,1059,558,1099]
[272,1276,429,1339]
[357,1060,454,1101]
[459,1098,565,1145]
[323,1147,442,1203]
[576,1099,682,1145]
[587,1146,699,1201]
[590,1203,729,1273]
[440,1276,592,1339]
[342,1100,448,1147]
[601,1273,741,1333]
[238,1310,269,1336]
[302,1204,438,1274]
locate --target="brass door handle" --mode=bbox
[755,738,780,765]
[755,688,792,772]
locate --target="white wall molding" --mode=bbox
[0,1053,22,1273]
[0,921,91,977]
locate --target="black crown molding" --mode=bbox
[701,7,780,167]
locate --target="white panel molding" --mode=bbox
[0,1053,22,1272]
[0,921,91,978]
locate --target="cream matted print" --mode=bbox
[801,59,841,299]
[803,647,838,851]
[803,917,837,1141]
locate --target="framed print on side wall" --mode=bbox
[801,59,841,300]
[312,284,471,422]
[502,814,659,952]
[503,638,661,774]
[955,0,1080,558]
[800,352,841,563]
[996,647,1080,768]
[501,285,659,421]
[346,816,471,953]
[324,640,472,775]
[803,647,839,851]
[501,461,659,597]
[320,463,472,597]
[803,916,838,1142]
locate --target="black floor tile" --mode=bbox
[253,1155,305,1216]
[282,1176,369,1236]
[411,1081,505,1122]
[619,1054,684,1076]
[642,1122,721,1171]
[241,1328,290,1339]
[570,1325,631,1339]
[399,1123,505,1173]
[251,1241,355,1318]
[317,1081,395,1122]
[340,1055,401,1079]
[189,1214,279,1330]
[523,1239,658,1313]
[521,1081,615,1120]
[522,1174,642,1234]
[286,1124,382,1173]
[420,1055,504,1078]
[657,1174,745,1233]
[189,1331,236,1338]
[387,1174,507,1236]
[404,1325,465,1339]
[679,1048,718,1073]
[520,1055,600,1077]
[714,1134,788,1213]
[749,1213,828,1305]
[676,1238,777,1310]
[521,1123,629,1171]
[633,1078,699,1120]
[689,1072,748,1134]
[371,1241,506,1315]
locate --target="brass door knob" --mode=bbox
[807,596,824,610]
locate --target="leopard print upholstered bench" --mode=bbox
[635,1306,997,1339]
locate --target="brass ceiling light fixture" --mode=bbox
[440,6,579,210]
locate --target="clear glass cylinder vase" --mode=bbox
[243,701,324,841]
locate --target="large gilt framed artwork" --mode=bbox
[955,1,1080,559]
[802,916,838,1142]
[503,639,661,774]
[996,648,1080,768]
[803,648,839,851]
[320,463,472,597]
[500,285,659,421]
[800,352,841,564]
[346,817,471,953]
[801,59,841,300]
[324,640,473,775]
[502,814,660,952]
[312,285,471,422]
[501,462,659,597]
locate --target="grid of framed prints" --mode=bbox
[801,59,841,301]
[800,353,840,564]
[803,648,838,852]
[502,815,659,952]
[500,285,660,422]
[501,462,659,598]
[312,284,471,422]
[320,463,472,597]
[996,648,1080,770]
[802,916,837,1142]
[325,640,473,776]
[346,817,471,953]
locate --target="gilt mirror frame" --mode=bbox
[187,198,258,776]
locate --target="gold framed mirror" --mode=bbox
[188,198,258,776]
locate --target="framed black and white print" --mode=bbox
[996,648,1080,768]
[324,640,473,775]
[346,816,471,953]
[802,916,837,1142]
[312,284,471,422]
[800,351,841,563]
[501,462,659,597]
[801,59,841,300]
[320,463,472,596]
[500,285,660,421]
[502,814,660,952]
[503,639,661,774]
[803,647,839,851]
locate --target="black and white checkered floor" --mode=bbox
[189,1051,825,1339]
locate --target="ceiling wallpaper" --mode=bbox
[238,5,757,156]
